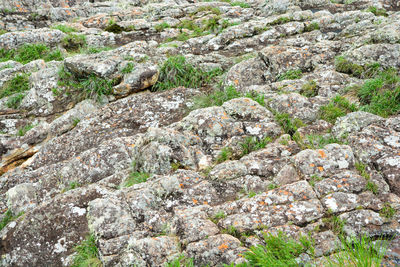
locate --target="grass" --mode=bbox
[0,29,7,35]
[192,85,241,109]
[303,22,320,32]
[268,16,292,26]
[366,6,388,17]
[355,162,379,194]
[17,124,34,136]
[58,67,114,101]
[380,203,396,219]
[319,95,358,124]
[215,147,234,164]
[366,181,378,194]
[334,57,382,79]
[155,22,170,32]
[210,211,227,224]
[6,93,25,109]
[121,62,134,74]
[71,234,102,267]
[356,68,400,117]
[62,34,87,51]
[300,80,318,97]
[0,73,30,99]
[244,231,312,266]
[0,210,24,231]
[304,134,342,149]
[62,181,81,193]
[0,44,64,64]
[52,24,77,33]
[268,183,278,190]
[322,214,346,235]
[152,55,223,91]
[309,174,323,187]
[166,255,194,267]
[192,6,221,16]
[83,46,113,54]
[121,171,150,187]
[325,235,389,267]
[230,1,250,8]
[277,69,302,81]
[274,113,304,136]
[239,136,272,156]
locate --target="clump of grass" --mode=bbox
[304,22,320,32]
[319,95,358,124]
[366,6,388,17]
[152,55,223,91]
[322,214,346,235]
[155,22,170,32]
[122,171,150,187]
[17,123,34,136]
[277,69,302,81]
[6,93,25,109]
[0,73,30,99]
[222,225,241,239]
[104,22,127,34]
[72,118,80,127]
[52,24,77,33]
[300,80,318,97]
[215,147,234,164]
[166,255,194,267]
[244,231,312,266]
[274,113,304,136]
[366,181,378,194]
[0,44,64,64]
[58,67,114,101]
[210,211,226,224]
[268,16,292,26]
[0,29,7,35]
[71,234,102,267]
[357,68,400,117]
[379,203,396,219]
[230,1,250,8]
[84,46,113,54]
[0,210,24,231]
[240,136,272,156]
[121,62,134,74]
[305,134,342,149]
[268,183,278,190]
[62,34,87,51]
[62,181,81,193]
[325,235,389,267]
[192,6,221,16]
[309,174,323,187]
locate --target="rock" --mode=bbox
[6,183,37,214]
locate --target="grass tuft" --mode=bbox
[71,234,102,267]
[0,73,30,99]
[274,113,304,136]
[0,210,24,231]
[52,24,77,33]
[319,95,358,124]
[152,55,222,91]
[277,69,302,81]
[122,171,150,187]
[0,44,64,64]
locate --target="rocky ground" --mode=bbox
[0,0,400,266]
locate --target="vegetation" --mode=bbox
[300,80,318,97]
[319,95,358,124]
[71,234,102,267]
[0,73,30,100]
[366,6,388,17]
[6,93,25,109]
[325,235,389,267]
[155,22,171,32]
[309,174,323,187]
[215,147,234,163]
[356,68,400,117]
[277,69,303,81]
[121,62,134,74]
[244,231,312,266]
[17,123,34,136]
[274,113,304,136]
[366,181,378,194]
[62,34,87,51]
[62,181,81,193]
[354,161,379,194]
[152,55,223,91]
[268,16,292,26]
[0,210,24,231]
[230,2,250,8]
[58,67,115,101]
[239,136,272,156]
[304,134,343,149]
[122,171,150,187]
[165,255,194,267]
[0,44,64,64]
[322,214,346,235]
[52,24,77,33]
[303,22,320,32]
[210,211,227,224]
[84,46,113,54]
[380,203,396,219]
